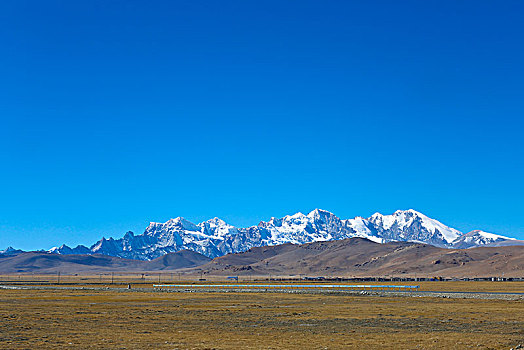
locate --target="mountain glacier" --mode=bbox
[46,209,518,260]
[451,230,515,249]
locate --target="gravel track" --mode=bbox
[1,284,523,300]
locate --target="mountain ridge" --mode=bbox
[3,209,520,260]
[0,249,211,274]
[2,238,523,278]
[192,237,524,278]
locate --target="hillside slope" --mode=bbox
[195,238,524,278]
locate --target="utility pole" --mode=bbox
[111,272,114,284]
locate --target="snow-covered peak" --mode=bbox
[41,208,518,260]
[266,216,282,227]
[48,244,69,253]
[368,209,461,245]
[90,236,117,252]
[198,217,237,238]
[199,217,229,228]
[264,210,337,229]
[0,246,23,255]
[466,230,515,241]
[452,230,516,248]
[145,217,199,233]
[277,212,309,229]
[307,208,334,219]
[168,217,199,230]
[285,212,307,220]
[49,244,91,255]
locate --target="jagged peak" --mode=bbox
[307,208,336,218]
[462,229,484,236]
[460,230,514,241]
[265,216,282,227]
[285,212,306,219]
[148,216,187,225]
[148,217,199,231]
[371,209,428,221]
[37,208,518,261]
[167,216,189,224]
[1,246,23,255]
[48,244,69,252]
[370,211,383,219]
[392,209,425,217]
[200,217,229,227]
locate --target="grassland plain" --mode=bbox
[0,283,523,349]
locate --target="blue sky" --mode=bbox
[1,1,523,250]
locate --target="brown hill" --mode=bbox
[1,238,523,278]
[194,238,524,278]
[0,250,210,274]
[145,249,212,270]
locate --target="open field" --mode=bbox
[0,283,522,349]
[2,275,524,293]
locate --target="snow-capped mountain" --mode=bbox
[367,209,461,247]
[0,246,24,256]
[48,244,91,255]
[451,230,516,249]
[47,209,518,260]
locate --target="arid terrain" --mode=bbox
[2,240,522,349]
[0,249,212,274]
[0,281,522,349]
[2,239,524,279]
[194,238,524,278]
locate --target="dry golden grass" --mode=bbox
[0,285,522,349]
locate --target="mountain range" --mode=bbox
[1,238,523,278]
[0,249,211,274]
[193,238,524,278]
[23,209,517,261]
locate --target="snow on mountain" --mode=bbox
[45,209,518,260]
[368,209,461,247]
[258,209,347,245]
[344,216,382,243]
[451,230,516,249]
[48,244,91,255]
[482,239,524,247]
[0,246,24,256]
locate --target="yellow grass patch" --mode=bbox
[0,286,522,349]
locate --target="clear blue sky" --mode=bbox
[1,1,523,250]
